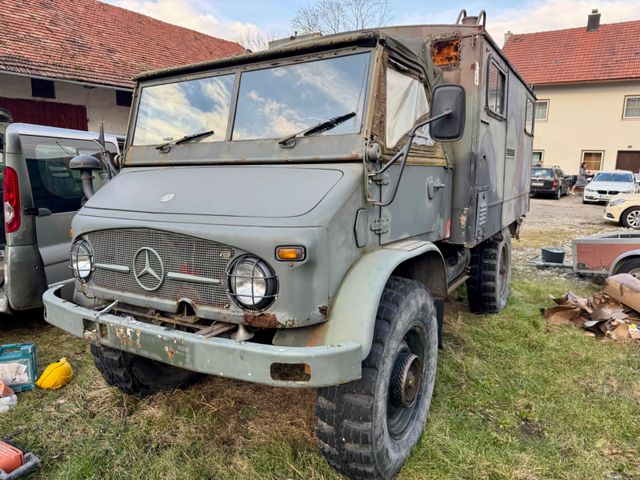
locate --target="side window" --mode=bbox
[19,135,115,214]
[525,98,534,135]
[386,67,431,149]
[487,61,506,117]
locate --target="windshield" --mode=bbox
[233,53,370,140]
[592,172,634,183]
[133,74,235,146]
[132,52,371,146]
[531,168,554,179]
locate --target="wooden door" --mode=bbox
[616,151,640,173]
[0,97,88,130]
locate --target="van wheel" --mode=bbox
[621,207,640,229]
[91,343,202,397]
[315,276,438,480]
[466,229,512,313]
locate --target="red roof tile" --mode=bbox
[0,0,244,89]
[503,19,640,85]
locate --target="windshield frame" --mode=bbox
[125,45,378,166]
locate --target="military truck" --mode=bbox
[43,10,534,479]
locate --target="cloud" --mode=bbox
[487,0,640,45]
[105,0,265,42]
[395,0,640,46]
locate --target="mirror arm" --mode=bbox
[368,109,451,207]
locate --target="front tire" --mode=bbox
[621,207,640,229]
[466,229,512,313]
[91,343,202,397]
[315,276,438,480]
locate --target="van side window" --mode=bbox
[19,135,115,214]
[487,61,506,117]
[525,98,534,135]
[386,67,432,148]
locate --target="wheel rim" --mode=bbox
[387,327,426,439]
[626,210,640,229]
[498,242,509,298]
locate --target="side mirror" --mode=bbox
[429,84,466,141]
[69,154,102,199]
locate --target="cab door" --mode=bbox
[20,135,114,286]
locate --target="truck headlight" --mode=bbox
[70,239,94,281]
[227,255,278,310]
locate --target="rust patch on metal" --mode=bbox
[432,38,460,67]
[244,312,280,328]
[165,345,175,359]
[318,306,328,317]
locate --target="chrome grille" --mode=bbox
[87,229,234,308]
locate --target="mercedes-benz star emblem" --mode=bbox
[133,247,165,291]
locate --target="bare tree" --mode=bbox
[292,0,392,35]
[236,28,278,52]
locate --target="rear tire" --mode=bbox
[554,189,561,200]
[91,343,202,397]
[466,229,512,313]
[621,207,640,229]
[315,276,438,480]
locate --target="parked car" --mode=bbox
[530,166,572,199]
[604,193,640,229]
[583,170,636,204]
[0,123,120,313]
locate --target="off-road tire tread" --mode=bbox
[466,232,511,314]
[315,276,429,480]
[91,343,200,398]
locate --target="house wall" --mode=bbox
[0,72,131,135]
[533,80,640,174]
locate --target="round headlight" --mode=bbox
[227,255,278,310]
[71,239,94,281]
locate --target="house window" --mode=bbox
[535,100,548,121]
[116,90,133,107]
[532,150,543,165]
[623,96,640,118]
[582,151,604,171]
[487,61,506,116]
[31,78,55,99]
[525,98,534,135]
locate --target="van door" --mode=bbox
[19,135,115,286]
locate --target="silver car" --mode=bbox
[583,170,636,204]
[0,122,120,313]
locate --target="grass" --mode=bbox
[2,259,639,478]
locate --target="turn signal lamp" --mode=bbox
[275,246,306,262]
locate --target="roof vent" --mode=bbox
[587,9,601,32]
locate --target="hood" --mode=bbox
[83,165,347,218]
[587,181,635,191]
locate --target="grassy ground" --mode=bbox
[2,213,640,479]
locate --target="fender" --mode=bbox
[273,239,446,360]
[609,248,640,276]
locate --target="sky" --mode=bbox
[103,0,640,47]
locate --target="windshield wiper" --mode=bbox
[278,112,356,147]
[155,130,214,151]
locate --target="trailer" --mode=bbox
[573,231,640,276]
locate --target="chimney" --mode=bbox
[587,9,601,31]
[504,30,513,44]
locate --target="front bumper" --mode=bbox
[43,286,361,387]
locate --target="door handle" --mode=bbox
[24,207,52,217]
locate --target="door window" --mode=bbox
[19,135,116,214]
[385,68,430,148]
[487,61,506,117]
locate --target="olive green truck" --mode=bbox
[43,10,535,479]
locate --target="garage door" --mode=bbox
[616,151,640,173]
[0,97,88,130]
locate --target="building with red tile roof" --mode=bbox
[0,0,243,134]
[503,11,640,175]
